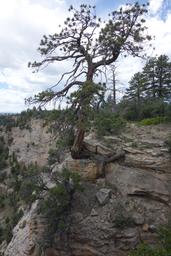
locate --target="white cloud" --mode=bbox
[146,13,171,57]
[149,0,164,14]
[0,0,69,112]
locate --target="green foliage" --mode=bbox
[27,3,151,154]
[48,148,60,165]
[56,128,75,149]
[119,99,171,122]
[128,243,167,256]
[121,54,171,121]
[10,152,21,175]
[129,220,171,256]
[3,223,13,244]
[0,225,4,244]
[2,209,24,244]
[0,195,5,208]
[48,129,75,165]
[0,136,9,170]
[38,168,82,248]
[113,212,134,229]
[139,116,169,126]
[19,163,43,204]
[0,114,16,129]
[0,171,7,182]
[94,111,126,136]
[158,220,171,252]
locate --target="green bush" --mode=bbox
[158,220,171,252]
[0,225,4,244]
[3,223,12,244]
[38,168,83,249]
[139,116,169,126]
[113,213,134,229]
[0,136,9,170]
[94,112,126,136]
[0,195,5,208]
[1,209,24,244]
[48,148,61,165]
[0,171,7,182]
[128,243,167,256]
[129,220,171,256]
[118,99,171,121]
[19,164,42,204]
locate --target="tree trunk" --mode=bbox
[71,68,94,159]
[71,128,85,159]
[112,70,117,113]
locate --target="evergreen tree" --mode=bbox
[121,54,171,120]
[27,3,151,158]
[143,55,171,101]
[155,55,171,100]
[124,72,145,118]
[142,57,157,99]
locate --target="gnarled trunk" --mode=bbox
[71,128,85,159]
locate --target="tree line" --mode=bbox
[119,55,171,120]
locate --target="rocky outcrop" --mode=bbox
[2,119,53,166]
[4,202,39,256]
[2,123,171,256]
[52,153,104,181]
[106,163,170,205]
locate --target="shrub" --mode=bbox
[48,148,61,165]
[139,116,169,126]
[128,242,167,256]
[19,164,43,204]
[3,223,12,243]
[3,211,24,244]
[38,168,83,249]
[129,220,171,256]
[0,171,7,182]
[0,195,5,208]
[113,213,134,229]
[94,111,126,136]
[1,209,24,244]
[0,225,4,244]
[158,219,171,252]
[0,136,9,170]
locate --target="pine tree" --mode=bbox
[27,3,151,158]
[155,55,171,100]
[124,72,145,118]
[142,55,171,101]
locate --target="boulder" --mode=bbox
[4,201,46,256]
[52,154,104,181]
[105,163,170,204]
[96,188,112,206]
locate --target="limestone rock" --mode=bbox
[4,201,46,256]
[96,188,112,205]
[53,154,103,181]
[142,223,149,232]
[0,241,7,255]
[83,140,113,156]
[132,213,144,225]
[106,163,170,204]
[90,208,98,216]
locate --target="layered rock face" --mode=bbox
[3,119,53,167]
[2,123,171,256]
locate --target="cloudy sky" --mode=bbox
[0,0,171,113]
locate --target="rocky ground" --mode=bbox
[1,121,171,256]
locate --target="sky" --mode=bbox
[0,0,171,113]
